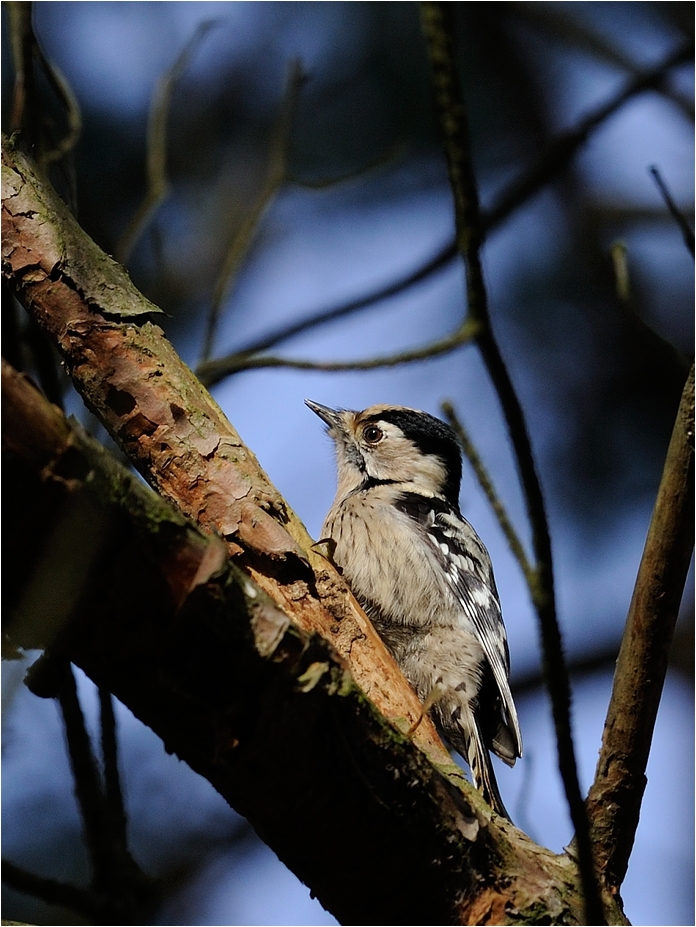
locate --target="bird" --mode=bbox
[305,399,522,818]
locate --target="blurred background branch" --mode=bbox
[2,2,692,924]
[193,38,691,383]
[116,20,218,265]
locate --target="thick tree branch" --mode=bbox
[2,362,625,927]
[2,137,631,925]
[587,364,694,893]
[0,135,445,753]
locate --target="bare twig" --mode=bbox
[99,688,129,847]
[649,165,695,257]
[35,59,82,169]
[55,662,115,882]
[442,401,534,585]
[291,141,406,190]
[7,1,81,167]
[195,40,691,381]
[485,41,691,231]
[197,316,479,386]
[200,60,305,363]
[7,1,34,132]
[419,4,604,923]
[116,21,217,264]
[587,363,694,893]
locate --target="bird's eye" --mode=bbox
[363,425,383,444]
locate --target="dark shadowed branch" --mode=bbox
[200,60,305,363]
[7,0,82,169]
[193,40,692,384]
[116,21,218,264]
[649,165,695,258]
[419,3,604,923]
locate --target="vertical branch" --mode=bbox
[419,4,604,923]
[7,1,81,169]
[99,688,129,848]
[587,364,694,892]
[200,60,305,363]
[55,662,114,887]
[116,21,217,264]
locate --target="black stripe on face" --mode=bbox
[367,408,462,505]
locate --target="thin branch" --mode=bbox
[34,56,82,168]
[197,316,480,386]
[441,401,534,585]
[1,860,97,921]
[587,363,694,892]
[196,40,692,377]
[99,688,129,848]
[7,1,34,132]
[484,41,692,231]
[116,21,217,264]
[195,240,458,383]
[419,4,604,924]
[199,60,305,363]
[649,165,695,257]
[7,1,81,168]
[291,141,407,190]
[55,662,114,885]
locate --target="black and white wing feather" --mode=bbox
[397,493,522,764]
[434,507,522,762]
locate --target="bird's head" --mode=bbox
[305,400,462,505]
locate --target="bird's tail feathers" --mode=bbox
[466,719,511,821]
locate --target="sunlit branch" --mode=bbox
[610,241,632,305]
[420,4,604,924]
[116,21,218,265]
[649,164,695,257]
[197,40,692,379]
[587,364,694,892]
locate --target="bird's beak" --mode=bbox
[305,399,344,431]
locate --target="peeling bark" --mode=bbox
[2,137,631,925]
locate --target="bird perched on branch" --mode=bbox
[306,400,522,819]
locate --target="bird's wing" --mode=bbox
[428,507,523,760]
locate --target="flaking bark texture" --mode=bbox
[2,136,629,925]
